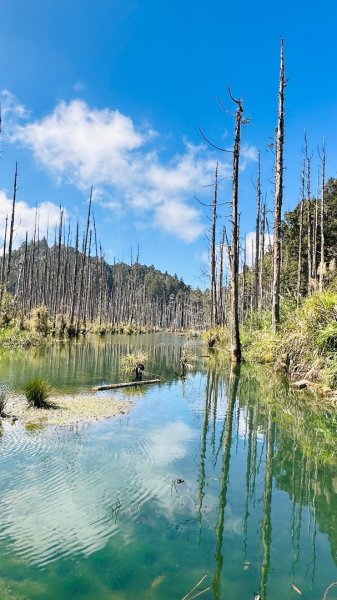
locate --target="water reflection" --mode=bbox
[197,363,337,599]
[0,338,337,599]
[213,367,239,600]
[0,333,196,393]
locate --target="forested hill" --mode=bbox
[3,240,206,333]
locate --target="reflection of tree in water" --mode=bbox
[213,367,240,600]
[196,362,337,599]
[259,405,275,599]
[5,334,199,390]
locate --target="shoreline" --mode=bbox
[2,393,132,427]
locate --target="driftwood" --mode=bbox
[93,379,161,391]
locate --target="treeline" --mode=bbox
[0,195,207,335]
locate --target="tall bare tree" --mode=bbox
[230,92,245,364]
[5,163,18,287]
[305,136,312,295]
[211,163,218,325]
[272,39,286,332]
[254,152,262,310]
[319,141,326,292]
[296,161,305,305]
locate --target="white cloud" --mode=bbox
[0,190,65,249]
[154,200,204,242]
[244,230,273,266]
[0,420,196,566]
[241,143,259,164]
[2,91,258,243]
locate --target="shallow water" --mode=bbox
[0,334,337,599]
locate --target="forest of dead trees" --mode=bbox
[0,193,207,334]
[0,40,336,347]
[204,39,337,364]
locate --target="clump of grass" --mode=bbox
[120,351,149,375]
[202,326,230,348]
[24,378,52,408]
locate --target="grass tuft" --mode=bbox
[120,351,149,375]
[24,378,52,408]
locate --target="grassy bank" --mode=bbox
[202,291,337,391]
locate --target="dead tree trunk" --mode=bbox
[254,152,261,311]
[230,93,244,364]
[296,161,305,306]
[254,152,261,310]
[76,187,92,334]
[319,141,326,292]
[218,226,225,326]
[305,138,312,295]
[5,163,18,288]
[69,222,79,332]
[211,163,218,326]
[259,202,266,310]
[271,40,286,333]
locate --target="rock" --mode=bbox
[292,379,310,389]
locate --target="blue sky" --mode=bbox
[1,0,337,286]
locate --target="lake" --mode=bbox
[0,333,336,599]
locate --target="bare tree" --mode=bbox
[296,161,305,305]
[230,92,245,364]
[319,140,326,292]
[305,135,312,295]
[254,152,262,310]
[271,39,286,332]
[5,163,18,287]
[210,164,218,325]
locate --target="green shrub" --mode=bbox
[0,290,16,326]
[28,305,51,336]
[317,321,337,353]
[24,378,51,408]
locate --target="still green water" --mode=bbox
[0,333,337,599]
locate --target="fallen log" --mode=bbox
[93,379,162,391]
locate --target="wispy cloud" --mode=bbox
[2,91,258,243]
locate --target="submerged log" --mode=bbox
[93,379,161,391]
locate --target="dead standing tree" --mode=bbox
[230,92,244,364]
[319,140,326,292]
[200,89,246,362]
[296,160,305,305]
[254,152,262,311]
[211,164,219,326]
[272,39,286,333]
[5,163,18,288]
